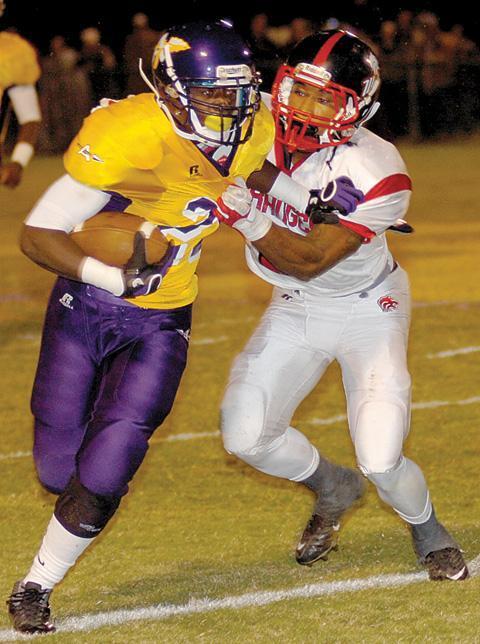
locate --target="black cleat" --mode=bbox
[296,514,340,565]
[6,580,56,634]
[422,547,469,581]
[296,468,365,566]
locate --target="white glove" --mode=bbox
[214,178,272,242]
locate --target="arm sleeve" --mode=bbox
[25,174,111,231]
[7,85,41,124]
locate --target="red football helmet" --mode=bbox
[272,30,381,152]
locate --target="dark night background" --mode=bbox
[3,1,480,55]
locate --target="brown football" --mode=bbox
[70,211,170,268]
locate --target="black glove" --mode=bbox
[306,176,365,225]
[122,232,176,298]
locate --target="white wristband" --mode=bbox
[80,257,125,296]
[269,172,311,213]
[235,212,272,242]
[11,142,34,167]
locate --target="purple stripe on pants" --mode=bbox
[32,278,191,496]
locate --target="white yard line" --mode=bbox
[427,346,480,359]
[2,395,480,462]
[191,335,228,346]
[1,555,478,640]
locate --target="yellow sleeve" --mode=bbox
[0,33,41,88]
[64,96,164,190]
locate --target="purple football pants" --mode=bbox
[31,278,191,497]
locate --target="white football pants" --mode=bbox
[221,266,431,524]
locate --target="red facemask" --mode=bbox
[271,63,361,152]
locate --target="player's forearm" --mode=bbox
[253,221,363,279]
[17,121,41,148]
[20,225,129,297]
[20,225,87,279]
[252,225,326,280]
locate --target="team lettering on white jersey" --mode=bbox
[247,111,412,298]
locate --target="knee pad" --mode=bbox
[354,400,407,474]
[54,476,122,539]
[220,382,266,457]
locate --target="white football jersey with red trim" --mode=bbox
[246,105,412,297]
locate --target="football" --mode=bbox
[70,211,170,268]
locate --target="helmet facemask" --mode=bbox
[272,60,379,152]
[169,75,260,145]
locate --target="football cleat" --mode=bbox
[6,580,56,634]
[296,468,365,566]
[422,547,469,581]
[296,513,340,565]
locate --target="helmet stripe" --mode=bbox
[312,31,345,66]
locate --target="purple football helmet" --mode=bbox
[152,19,260,145]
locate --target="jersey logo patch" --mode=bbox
[377,295,399,312]
[77,144,104,163]
[59,293,74,310]
[189,165,200,176]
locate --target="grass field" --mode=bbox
[1,136,480,642]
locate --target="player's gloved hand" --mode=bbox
[121,231,176,298]
[214,178,272,242]
[306,176,364,224]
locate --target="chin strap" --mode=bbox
[138,58,159,98]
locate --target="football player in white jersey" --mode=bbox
[215,30,468,581]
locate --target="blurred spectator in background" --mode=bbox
[375,18,411,139]
[12,8,480,148]
[123,13,159,95]
[410,12,457,138]
[396,9,414,45]
[38,36,91,153]
[264,20,292,50]
[79,27,119,106]
[0,25,42,188]
[287,17,314,47]
[248,13,279,91]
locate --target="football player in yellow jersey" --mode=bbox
[7,18,327,634]
[0,2,42,188]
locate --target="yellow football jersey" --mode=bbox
[0,32,41,102]
[64,93,274,309]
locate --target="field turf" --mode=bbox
[0,136,479,642]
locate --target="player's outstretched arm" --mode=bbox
[215,179,364,279]
[252,222,363,279]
